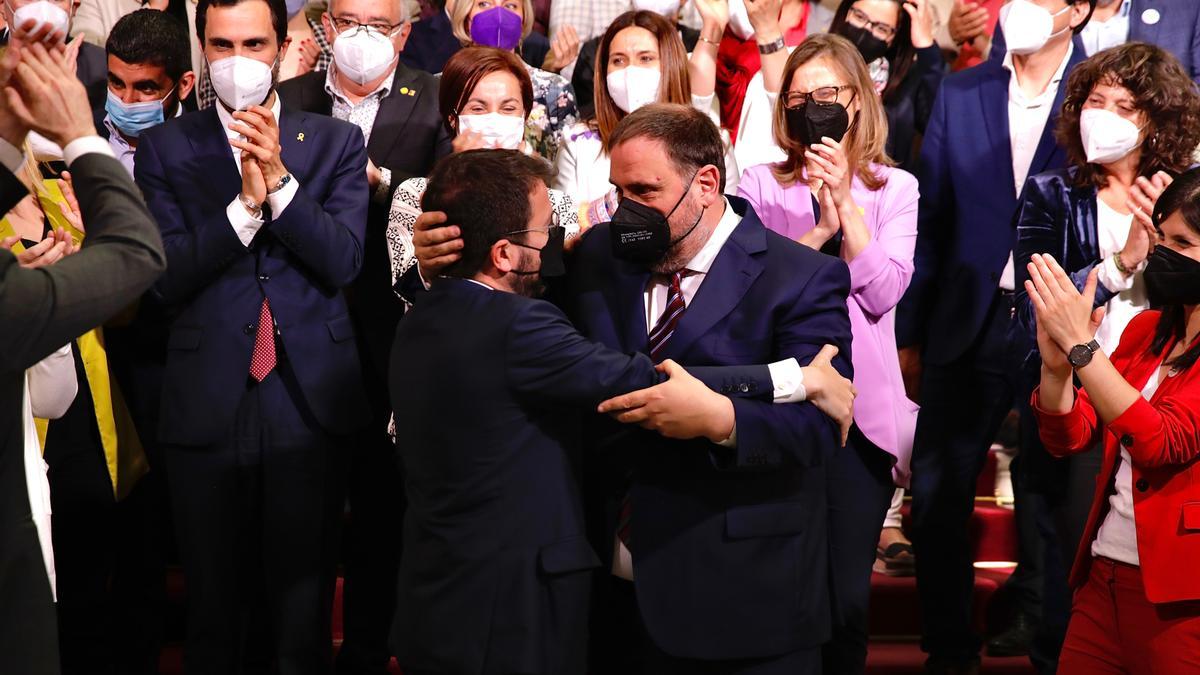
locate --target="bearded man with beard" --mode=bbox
[133,0,370,671]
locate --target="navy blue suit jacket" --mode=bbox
[135,104,371,446]
[990,0,1200,80]
[565,197,853,660]
[389,277,773,673]
[897,46,1087,363]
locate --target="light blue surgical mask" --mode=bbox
[105,86,175,138]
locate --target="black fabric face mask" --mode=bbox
[608,173,703,266]
[509,225,566,281]
[1144,245,1200,307]
[839,23,890,64]
[785,98,851,147]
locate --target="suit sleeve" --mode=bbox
[0,154,166,372]
[136,133,250,305]
[897,82,952,349]
[1013,178,1116,346]
[713,256,854,471]
[505,299,663,406]
[269,127,369,290]
[912,45,947,135]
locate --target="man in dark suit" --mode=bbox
[277,1,450,671]
[134,0,369,671]
[410,103,854,674]
[392,148,786,675]
[896,1,1095,672]
[0,29,166,675]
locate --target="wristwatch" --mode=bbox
[757,36,786,55]
[1067,339,1101,369]
[268,173,292,195]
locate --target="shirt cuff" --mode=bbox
[768,358,807,403]
[0,137,24,174]
[716,423,737,448]
[226,195,265,247]
[62,135,115,166]
[266,175,300,218]
[371,166,393,205]
[1098,253,1144,294]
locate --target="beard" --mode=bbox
[510,249,547,298]
[649,194,707,275]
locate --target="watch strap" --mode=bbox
[268,173,292,195]
[757,36,786,55]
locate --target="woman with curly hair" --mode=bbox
[1013,41,1200,665]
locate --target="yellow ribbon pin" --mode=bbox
[297,132,305,142]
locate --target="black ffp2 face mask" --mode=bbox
[785,97,851,147]
[839,23,890,64]
[1144,245,1200,307]
[509,225,566,281]
[608,173,703,266]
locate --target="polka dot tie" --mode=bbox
[249,298,276,382]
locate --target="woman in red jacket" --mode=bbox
[1027,166,1200,673]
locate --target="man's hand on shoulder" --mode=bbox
[800,345,855,447]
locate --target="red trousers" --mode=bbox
[1058,557,1200,674]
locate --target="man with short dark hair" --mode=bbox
[134,0,370,671]
[412,103,855,674]
[391,148,774,675]
[99,9,195,175]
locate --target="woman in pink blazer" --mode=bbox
[736,33,918,674]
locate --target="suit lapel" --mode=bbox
[278,105,313,187]
[609,260,651,353]
[1029,47,1086,177]
[661,209,765,362]
[185,107,242,205]
[978,64,1016,193]
[366,64,422,163]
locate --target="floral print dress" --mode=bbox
[522,63,577,164]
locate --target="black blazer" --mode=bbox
[278,64,452,414]
[389,278,772,674]
[883,44,946,172]
[0,153,166,675]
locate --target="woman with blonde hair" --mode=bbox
[448,0,576,161]
[736,32,919,674]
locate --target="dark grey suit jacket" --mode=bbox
[0,150,165,675]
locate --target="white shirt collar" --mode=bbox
[1002,41,1074,107]
[323,62,395,105]
[215,89,283,141]
[679,197,742,276]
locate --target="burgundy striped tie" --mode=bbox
[617,271,689,550]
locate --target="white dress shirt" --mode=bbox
[324,64,394,203]
[217,94,302,247]
[1079,0,1131,56]
[0,134,115,175]
[1092,359,1163,566]
[999,43,1074,290]
[1093,198,1150,356]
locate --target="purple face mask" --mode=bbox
[470,6,523,51]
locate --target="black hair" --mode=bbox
[422,149,554,279]
[828,0,914,104]
[107,9,192,82]
[195,0,288,47]
[1149,166,1200,372]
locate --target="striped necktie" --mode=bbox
[648,271,687,362]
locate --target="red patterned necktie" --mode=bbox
[617,271,689,550]
[249,297,276,382]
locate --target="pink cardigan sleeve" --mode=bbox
[845,168,918,319]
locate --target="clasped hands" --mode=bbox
[228,106,288,209]
[1026,253,1106,375]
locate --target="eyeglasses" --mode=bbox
[504,224,563,249]
[328,15,403,36]
[783,85,855,108]
[847,7,896,41]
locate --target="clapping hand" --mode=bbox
[543,25,580,74]
[1025,254,1106,355]
[744,0,783,37]
[596,359,736,443]
[3,41,96,147]
[3,228,77,268]
[948,0,989,46]
[693,0,730,32]
[229,105,289,191]
[805,137,851,209]
[1128,170,1172,237]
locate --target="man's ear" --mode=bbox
[277,35,293,65]
[177,71,198,102]
[1069,0,1094,31]
[394,21,412,53]
[694,164,722,208]
[490,238,517,274]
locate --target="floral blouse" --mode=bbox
[386,176,582,288]
[523,63,577,164]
